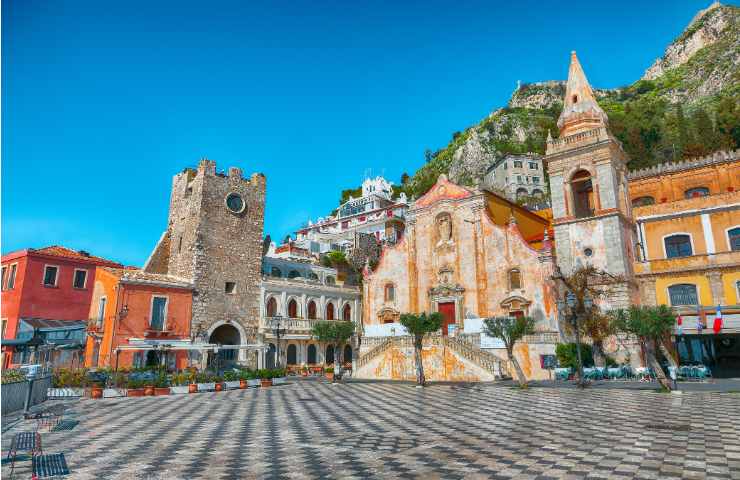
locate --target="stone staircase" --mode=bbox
[356,334,509,381]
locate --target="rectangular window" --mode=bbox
[514,161,523,168]
[7,264,17,290]
[1,319,7,338]
[665,235,693,259]
[97,297,107,327]
[150,296,167,331]
[43,265,59,287]
[1,267,6,290]
[529,162,538,170]
[533,176,540,184]
[517,175,523,184]
[225,282,236,294]
[73,269,88,289]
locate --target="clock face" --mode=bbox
[225,193,246,214]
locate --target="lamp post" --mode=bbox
[269,316,286,369]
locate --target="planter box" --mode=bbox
[127,388,146,397]
[103,388,126,398]
[154,387,170,396]
[170,386,190,395]
[247,379,261,388]
[197,382,216,392]
[260,379,272,387]
[223,381,241,390]
[47,388,85,398]
[272,377,287,385]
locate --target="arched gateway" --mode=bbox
[209,324,241,367]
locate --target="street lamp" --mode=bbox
[269,316,287,369]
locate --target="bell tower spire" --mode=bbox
[557,51,608,136]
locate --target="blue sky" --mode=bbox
[1,1,721,265]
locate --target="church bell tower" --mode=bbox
[545,52,637,308]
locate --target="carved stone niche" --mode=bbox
[435,212,453,247]
[437,264,454,286]
[500,295,532,315]
[378,307,400,324]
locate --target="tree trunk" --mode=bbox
[644,338,672,391]
[508,348,527,387]
[659,334,678,367]
[334,344,343,383]
[414,337,425,386]
[592,340,606,367]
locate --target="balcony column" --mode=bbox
[320,295,326,319]
[300,293,307,318]
[280,291,288,316]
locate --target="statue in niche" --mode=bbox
[436,213,452,245]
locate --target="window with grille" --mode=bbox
[668,284,698,306]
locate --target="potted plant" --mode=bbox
[153,373,170,396]
[258,369,273,387]
[238,369,249,389]
[301,365,309,377]
[90,381,104,399]
[272,368,288,385]
[49,368,88,398]
[223,370,241,390]
[127,378,146,397]
[214,374,224,392]
[196,372,215,392]
[325,366,334,382]
[187,370,198,393]
[170,373,191,395]
[103,372,127,398]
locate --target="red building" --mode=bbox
[1,246,122,368]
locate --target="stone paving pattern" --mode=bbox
[2,381,740,479]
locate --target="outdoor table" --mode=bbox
[553,368,570,380]
[607,367,622,379]
[27,404,68,431]
[32,453,70,478]
[6,431,42,475]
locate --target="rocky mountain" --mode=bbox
[398,2,739,199]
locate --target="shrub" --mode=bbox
[2,369,26,384]
[555,343,594,370]
[325,367,334,374]
[223,370,239,382]
[154,373,170,388]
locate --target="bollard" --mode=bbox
[23,375,36,417]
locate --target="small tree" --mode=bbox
[311,320,355,382]
[609,305,676,391]
[483,316,536,387]
[398,312,443,386]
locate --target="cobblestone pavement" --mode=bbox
[2,381,740,479]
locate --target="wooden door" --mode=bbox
[438,302,456,336]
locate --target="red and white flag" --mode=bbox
[713,305,723,334]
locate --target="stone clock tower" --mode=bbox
[545,52,637,308]
[145,159,266,363]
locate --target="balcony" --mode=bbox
[261,317,321,333]
[634,250,740,275]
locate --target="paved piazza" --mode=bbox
[3,381,740,479]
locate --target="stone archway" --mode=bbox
[207,321,248,363]
[209,323,241,368]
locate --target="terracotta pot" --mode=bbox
[127,388,145,397]
[260,378,272,387]
[144,386,155,396]
[188,384,198,394]
[154,387,170,396]
[325,373,334,381]
[91,386,103,399]
[301,371,308,377]
[239,379,247,389]
[215,383,223,392]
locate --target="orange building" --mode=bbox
[84,267,194,369]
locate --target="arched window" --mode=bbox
[288,270,301,279]
[266,297,277,317]
[572,94,578,103]
[516,188,529,199]
[728,227,740,251]
[326,303,335,320]
[384,283,395,302]
[342,304,351,321]
[632,196,655,207]
[288,299,298,318]
[664,234,692,258]
[325,276,336,285]
[308,272,319,281]
[343,345,352,363]
[668,284,698,306]
[571,170,594,218]
[684,187,710,199]
[307,344,317,364]
[307,300,317,319]
[270,267,282,277]
[286,344,297,365]
[509,269,521,290]
[325,345,335,364]
[531,189,544,197]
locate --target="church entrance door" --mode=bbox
[438,302,456,336]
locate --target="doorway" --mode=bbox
[438,302,456,336]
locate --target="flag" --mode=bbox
[713,305,723,334]
[676,314,683,336]
[697,305,706,332]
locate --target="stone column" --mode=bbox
[708,272,725,305]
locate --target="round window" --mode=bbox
[584,248,593,257]
[225,193,246,214]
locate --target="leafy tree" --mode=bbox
[482,316,536,387]
[608,305,676,391]
[326,250,347,266]
[311,321,356,382]
[400,172,410,185]
[555,343,594,370]
[398,312,443,386]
